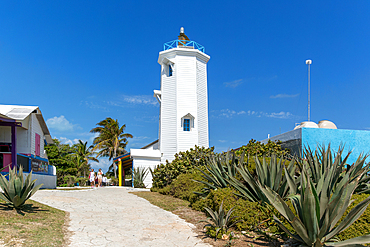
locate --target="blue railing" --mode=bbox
[163,40,205,53]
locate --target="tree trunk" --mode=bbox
[113,148,117,178]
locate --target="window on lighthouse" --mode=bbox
[169,64,173,77]
[183,119,190,131]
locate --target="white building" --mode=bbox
[129,28,210,187]
[0,104,56,188]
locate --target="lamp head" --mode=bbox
[306,59,312,65]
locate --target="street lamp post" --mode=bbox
[306,59,312,121]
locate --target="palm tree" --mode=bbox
[73,140,99,177]
[90,118,133,178]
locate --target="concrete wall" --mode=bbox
[263,128,370,165]
[23,172,57,189]
[261,129,302,157]
[131,149,161,188]
[302,128,370,165]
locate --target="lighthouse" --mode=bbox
[154,27,210,163]
[129,28,210,187]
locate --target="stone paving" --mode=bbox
[32,187,210,247]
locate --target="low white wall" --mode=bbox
[131,149,161,188]
[24,172,57,189]
[133,158,160,188]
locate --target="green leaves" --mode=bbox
[91,117,133,178]
[151,146,214,188]
[0,166,43,209]
[262,146,370,246]
[133,167,148,188]
[202,201,240,240]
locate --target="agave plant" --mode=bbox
[228,153,297,203]
[133,167,148,188]
[194,151,238,196]
[201,201,240,240]
[261,155,370,246]
[0,166,43,209]
[300,145,370,194]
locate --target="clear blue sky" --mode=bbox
[1,1,370,171]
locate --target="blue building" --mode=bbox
[263,121,370,164]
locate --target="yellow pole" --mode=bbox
[118,159,122,187]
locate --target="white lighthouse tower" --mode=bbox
[154,27,210,163]
[130,28,210,187]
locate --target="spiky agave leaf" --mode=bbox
[262,154,370,247]
[0,166,43,209]
[202,201,239,241]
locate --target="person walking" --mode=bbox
[97,169,103,187]
[89,169,96,187]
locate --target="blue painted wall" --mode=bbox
[301,128,370,165]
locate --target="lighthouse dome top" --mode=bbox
[163,27,205,53]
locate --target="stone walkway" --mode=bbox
[32,187,210,247]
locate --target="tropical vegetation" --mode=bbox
[201,201,240,240]
[90,117,133,178]
[133,167,148,188]
[0,166,43,209]
[45,138,99,186]
[151,142,370,245]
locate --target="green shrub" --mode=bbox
[234,139,290,159]
[191,187,273,231]
[169,171,205,202]
[338,193,370,241]
[205,227,231,239]
[151,146,215,188]
[75,177,88,186]
[63,175,76,187]
[154,170,206,206]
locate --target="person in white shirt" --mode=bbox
[102,176,108,186]
[89,169,96,187]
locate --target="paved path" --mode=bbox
[32,187,210,247]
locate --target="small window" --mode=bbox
[169,64,173,77]
[183,119,190,131]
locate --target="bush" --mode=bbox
[154,170,206,205]
[110,177,118,185]
[75,177,88,186]
[234,139,290,158]
[205,227,231,239]
[151,146,215,188]
[63,175,76,187]
[338,193,370,241]
[191,187,273,231]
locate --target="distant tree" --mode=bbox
[72,140,99,178]
[90,117,133,178]
[45,139,76,185]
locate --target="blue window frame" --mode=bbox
[183,119,190,131]
[169,65,173,77]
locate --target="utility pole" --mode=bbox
[306,59,312,121]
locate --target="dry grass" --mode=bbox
[131,191,284,247]
[0,199,69,247]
